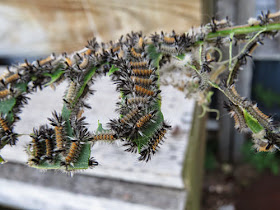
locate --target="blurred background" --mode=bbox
[0,0,280,210]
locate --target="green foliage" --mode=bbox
[204,139,218,171]
[243,109,264,133]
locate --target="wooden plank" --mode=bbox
[183,105,207,210]
[0,0,201,56]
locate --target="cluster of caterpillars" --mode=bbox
[1,10,280,170]
[221,11,280,152]
[107,32,172,161]
[27,112,98,170]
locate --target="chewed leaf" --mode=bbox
[31,143,91,171]
[243,109,264,133]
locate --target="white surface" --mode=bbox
[0,76,195,189]
[0,178,161,210]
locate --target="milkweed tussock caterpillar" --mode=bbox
[251,130,278,152]
[78,55,90,70]
[27,128,46,165]
[37,53,56,67]
[129,61,149,68]
[0,89,12,99]
[48,112,66,152]
[91,132,117,142]
[3,73,20,85]
[134,85,156,97]
[222,85,245,106]
[130,47,143,59]
[65,81,78,104]
[0,114,18,146]
[258,10,280,25]
[138,37,144,49]
[126,96,152,106]
[207,17,232,33]
[0,70,11,82]
[131,69,154,77]
[224,102,248,132]
[130,76,156,86]
[119,107,142,124]
[63,140,81,168]
[136,110,157,128]
[138,122,171,162]
[0,115,10,133]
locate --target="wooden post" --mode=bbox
[183,105,208,210]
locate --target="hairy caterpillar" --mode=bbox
[28,128,45,165]
[258,11,280,25]
[91,133,117,141]
[4,73,20,85]
[0,89,11,99]
[130,47,143,59]
[224,102,248,132]
[48,112,65,152]
[130,76,156,86]
[37,53,56,66]
[126,96,152,106]
[138,37,144,49]
[131,69,154,77]
[65,81,77,104]
[0,115,10,133]
[78,55,90,70]
[136,110,157,128]
[120,107,142,124]
[63,140,81,168]
[138,122,171,162]
[209,17,231,32]
[223,85,244,106]
[134,85,156,96]
[129,61,149,68]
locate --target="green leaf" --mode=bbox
[74,67,97,104]
[43,68,64,87]
[31,143,91,171]
[132,101,164,151]
[176,54,186,60]
[147,44,162,68]
[14,82,28,92]
[206,91,214,103]
[243,109,264,133]
[108,65,119,76]
[61,104,73,137]
[0,98,16,115]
